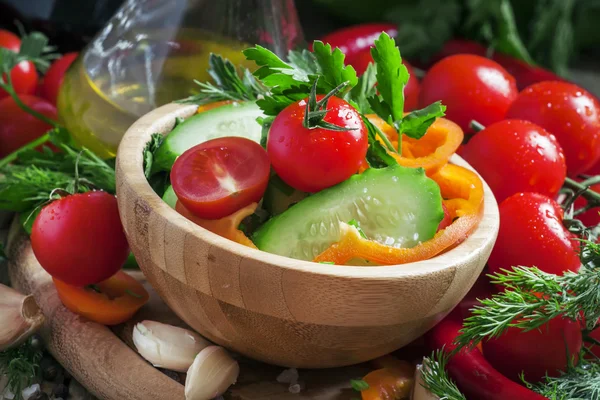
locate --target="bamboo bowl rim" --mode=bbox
[116,102,500,282]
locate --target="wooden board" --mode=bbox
[6,222,419,400]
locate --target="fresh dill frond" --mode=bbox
[0,341,43,400]
[420,349,466,400]
[525,357,600,400]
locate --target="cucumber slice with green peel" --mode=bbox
[162,185,177,209]
[262,175,309,216]
[253,164,444,262]
[153,101,264,172]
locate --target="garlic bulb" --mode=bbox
[0,284,44,351]
[132,320,211,372]
[185,346,239,400]
[412,364,439,400]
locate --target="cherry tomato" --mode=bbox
[316,23,398,65]
[40,52,78,105]
[488,192,581,276]
[427,39,487,67]
[572,179,600,227]
[506,82,600,176]
[481,317,582,382]
[171,137,270,219]
[31,191,130,286]
[53,270,149,326]
[350,50,420,111]
[0,95,56,157]
[0,29,38,100]
[268,95,368,193]
[461,119,566,203]
[419,54,518,133]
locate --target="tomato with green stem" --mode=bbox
[268,94,368,193]
[0,29,38,100]
[461,119,566,203]
[171,137,270,220]
[481,316,582,383]
[31,191,130,286]
[506,81,600,176]
[488,192,581,276]
[40,52,78,105]
[0,95,56,158]
[419,54,518,133]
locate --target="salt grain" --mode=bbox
[276,368,299,384]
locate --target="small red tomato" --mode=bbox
[350,49,420,111]
[31,191,130,286]
[461,119,566,203]
[488,192,581,276]
[482,317,582,382]
[506,81,600,176]
[0,30,38,100]
[171,137,270,219]
[419,54,518,133]
[268,95,368,193]
[491,53,565,90]
[316,23,398,64]
[40,52,78,105]
[0,95,56,157]
[427,39,487,67]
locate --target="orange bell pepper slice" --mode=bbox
[366,114,464,175]
[196,100,233,113]
[175,201,258,249]
[53,271,149,326]
[314,164,483,265]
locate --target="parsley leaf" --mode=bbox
[143,133,164,179]
[398,101,447,140]
[348,62,377,114]
[311,41,358,92]
[350,379,370,392]
[363,116,398,169]
[347,219,367,239]
[368,32,408,125]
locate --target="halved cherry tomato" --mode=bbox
[366,115,463,175]
[0,29,38,100]
[53,271,149,326]
[175,201,257,248]
[360,365,414,400]
[419,54,517,134]
[40,52,78,105]
[171,137,270,219]
[314,164,483,265]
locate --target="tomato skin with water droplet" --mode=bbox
[267,95,368,193]
[31,191,130,286]
[488,192,580,276]
[171,137,270,219]
[419,54,518,133]
[461,119,566,203]
[506,81,600,176]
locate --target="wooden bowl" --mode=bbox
[115,103,500,368]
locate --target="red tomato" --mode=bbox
[268,95,368,193]
[171,137,270,219]
[573,180,600,227]
[488,192,581,276]
[316,23,398,65]
[506,81,600,176]
[437,202,452,231]
[482,317,582,382]
[350,49,420,111]
[461,120,566,203]
[40,52,78,105]
[31,191,130,286]
[426,39,487,67]
[589,325,600,359]
[0,95,56,157]
[419,55,518,133]
[0,29,38,100]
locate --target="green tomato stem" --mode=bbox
[564,177,600,206]
[0,79,61,129]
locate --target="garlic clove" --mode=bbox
[185,346,239,400]
[132,320,211,372]
[412,364,439,400]
[0,284,44,351]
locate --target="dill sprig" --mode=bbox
[420,350,466,400]
[524,358,600,400]
[0,340,43,400]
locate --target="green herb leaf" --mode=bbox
[350,379,370,392]
[143,133,164,179]
[524,356,600,399]
[399,101,447,139]
[125,289,143,299]
[348,62,377,114]
[0,340,43,399]
[311,41,358,93]
[363,116,398,169]
[257,116,276,148]
[420,350,467,400]
[347,219,367,239]
[319,261,335,265]
[368,32,408,124]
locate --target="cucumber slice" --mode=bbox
[253,164,444,261]
[153,101,264,171]
[162,185,177,209]
[262,175,308,216]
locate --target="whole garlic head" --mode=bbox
[132,320,211,372]
[185,346,239,400]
